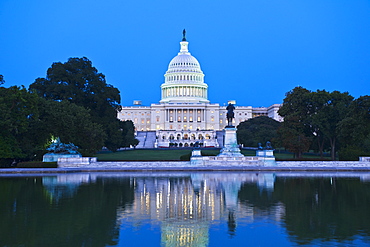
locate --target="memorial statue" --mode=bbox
[265,141,273,150]
[46,138,80,154]
[182,29,187,41]
[226,103,235,127]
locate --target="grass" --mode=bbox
[95,148,329,161]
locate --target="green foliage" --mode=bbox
[29,57,133,151]
[180,152,192,161]
[278,86,355,160]
[0,86,43,159]
[16,161,57,168]
[278,87,313,158]
[237,116,281,147]
[119,120,139,148]
[38,100,106,155]
[338,95,370,160]
[338,146,367,161]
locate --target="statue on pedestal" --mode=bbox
[226,103,235,127]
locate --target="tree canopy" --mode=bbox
[278,86,364,160]
[29,57,136,151]
[237,116,281,147]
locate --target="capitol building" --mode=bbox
[118,31,282,148]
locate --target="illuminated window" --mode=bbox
[197,116,201,122]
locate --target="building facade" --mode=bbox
[118,33,282,148]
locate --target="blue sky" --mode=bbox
[1,0,369,107]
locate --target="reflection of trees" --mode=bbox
[0,176,134,247]
[274,177,370,245]
[1,173,369,246]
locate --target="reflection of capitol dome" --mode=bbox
[161,223,208,247]
[160,32,209,104]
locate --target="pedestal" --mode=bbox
[256,150,276,162]
[218,127,244,157]
[43,153,82,162]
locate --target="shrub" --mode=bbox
[338,146,368,161]
[16,161,57,168]
[180,152,192,161]
[0,159,15,168]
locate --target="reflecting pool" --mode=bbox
[0,172,370,247]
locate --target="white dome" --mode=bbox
[160,34,209,104]
[168,54,201,71]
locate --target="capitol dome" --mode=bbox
[160,31,209,104]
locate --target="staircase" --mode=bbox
[135,131,156,148]
[216,131,224,148]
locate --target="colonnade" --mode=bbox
[165,108,206,123]
[162,86,207,99]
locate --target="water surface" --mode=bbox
[0,172,369,247]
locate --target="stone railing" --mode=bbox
[58,157,97,167]
[359,157,370,162]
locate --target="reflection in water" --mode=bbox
[119,173,280,247]
[0,172,369,247]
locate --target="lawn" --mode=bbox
[95,148,329,161]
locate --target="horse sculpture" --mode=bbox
[226,103,235,127]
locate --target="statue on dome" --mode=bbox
[182,29,186,41]
[226,103,235,127]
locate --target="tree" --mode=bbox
[278,87,354,160]
[237,116,281,147]
[309,90,353,160]
[29,57,133,151]
[277,87,313,158]
[0,75,4,85]
[37,100,106,155]
[338,95,370,160]
[0,86,42,161]
[119,120,139,148]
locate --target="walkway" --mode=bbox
[1,161,370,174]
